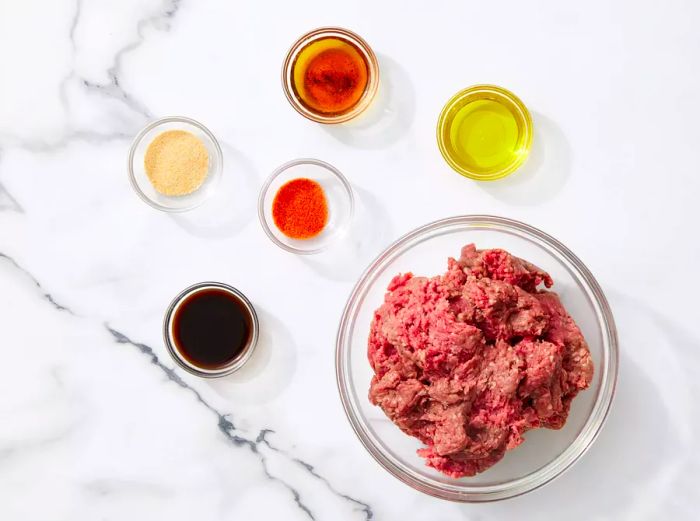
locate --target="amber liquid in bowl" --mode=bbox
[291,36,369,116]
[283,28,379,124]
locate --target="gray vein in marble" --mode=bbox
[0,250,373,520]
[65,0,153,127]
[0,0,177,152]
[68,0,82,52]
[81,78,152,121]
[258,457,315,520]
[0,181,24,213]
[0,127,133,154]
[0,426,75,463]
[0,151,24,212]
[0,253,73,314]
[79,0,185,121]
[258,431,374,521]
[105,327,374,520]
[105,325,316,519]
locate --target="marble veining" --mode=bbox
[106,325,373,521]
[0,253,74,314]
[0,251,373,520]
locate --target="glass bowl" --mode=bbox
[437,85,533,181]
[282,27,380,124]
[258,159,354,254]
[163,282,259,378]
[128,116,223,212]
[336,215,618,502]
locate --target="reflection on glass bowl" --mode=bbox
[336,215,618,502]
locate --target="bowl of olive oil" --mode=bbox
[437,85,532,181]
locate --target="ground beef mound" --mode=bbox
[368,244,594,478]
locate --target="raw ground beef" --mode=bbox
[368,244,594,478]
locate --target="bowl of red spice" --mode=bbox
[258,158,354,254]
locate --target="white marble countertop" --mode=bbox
[1,1,699,519]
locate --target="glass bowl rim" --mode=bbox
[257,158,355,255]
[335,215,619,502]
[281,26,380,124]
[127,115,223,212]
[436,85,533,181]
[162,281,259,378]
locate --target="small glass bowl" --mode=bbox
[282,27,380,124]
[163,282,259,378]
[128,116,223,212]
[437,85,533,181]
[258,159,354,254]
[336,215,618,501]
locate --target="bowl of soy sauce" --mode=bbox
[163,282,259,377]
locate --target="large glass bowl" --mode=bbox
[336,215,618,502]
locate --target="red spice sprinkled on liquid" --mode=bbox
[294,38,369,115]
[272,178,329,240]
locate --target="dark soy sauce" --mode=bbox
[172,288,253,369]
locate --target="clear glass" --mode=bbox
[258,159,354,255]
[163,282,259,378]
[336,215,618,502]
[437,85,533,181]
[128,116,223,212]
[282,27,380,124]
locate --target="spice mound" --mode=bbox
[144,130,209,196]
[272,178,328,240]
[368,244,594,478]
[293,37,369,115]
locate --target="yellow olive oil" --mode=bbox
[437,86,532,180]
[449,99,519,172]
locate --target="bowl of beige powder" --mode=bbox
[128,116,223,212]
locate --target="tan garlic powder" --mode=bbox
[144,130,209,196]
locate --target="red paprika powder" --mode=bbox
[272,178,329,240]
